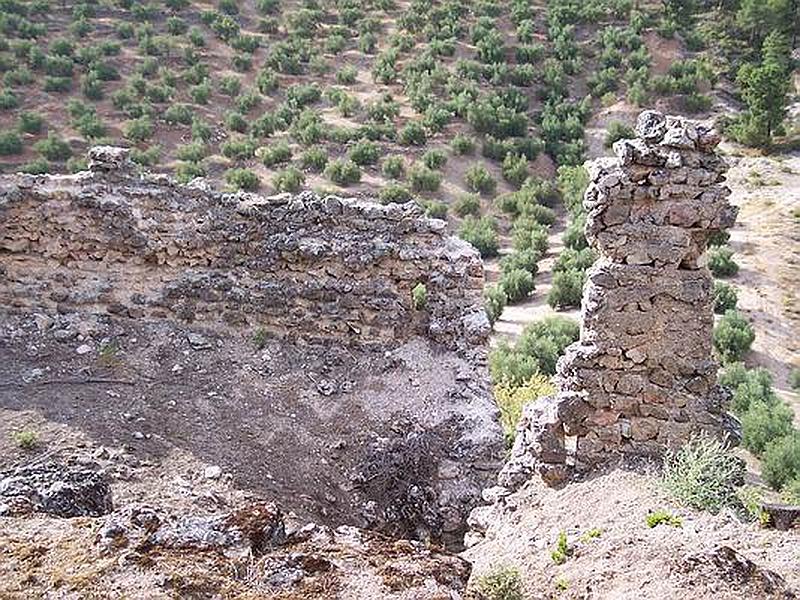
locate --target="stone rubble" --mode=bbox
[0,463,113,517]
[501,111,740,487]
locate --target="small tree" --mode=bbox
[547,269,584,309]
[225,168,260,191]
[707,246,739,278]
[712,281,738,314]
[713,310,755,363]
[465,163,496,195]
[484,284,508,325]
[499,268,535,303]
[273,167,305,192]
[459,216,499,258]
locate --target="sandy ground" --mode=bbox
[722,151,800,424]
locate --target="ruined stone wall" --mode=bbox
[501,111,739,487]
[0,147,488,352]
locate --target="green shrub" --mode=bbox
[256,69,278,94]
[563,216,588,250]
[499,269,535,302]
[260,141,292,166]
[379,184,413,204]
[512,219,549,255]
[790,368,800,392]
[783,478,800,504]
[484,284,508,325]
[325,158,361,186]
[175,141,206,163]
[17,111,43,134]
[762,433,800,491]
[500,249,541,276]
[225,168,260,191]
[225,111,249,133]
[221,137,256,160]
[411,283,427,310]
[719,363,776,415]
[124,116,154,143]
[398,120,426,145]
[336,65,358,84]
[218,74,241,97]
[521,204,556,226]
[490,316,579,384]
[713,310,755,363]
[0,89,18,109]
[465,163,496,195]
[415,149,445,171]
[604,121,635,147]
[164,103,194,126]
[175,161,206,183]
[273,167,305,192]
[21,158,50,174]
[189,81,212,106]
[300,146,328,172]
[494,375,555,445]
[713,281,738,314]
[33,133,71,161]
[408,164,442,192]
[459,215,498,258]
[66,157,88,173]
[708,230,730,247]
[451,134,476,155]
[474,566,523,600]
[551,530,570,565]
[130,145,161,167]
[423,200,447,219]
[646,510,682,528]
[707,246,739,278]
[0,130,22,155]
[547,269,584,309]
[381,155,405,179]
[348,140,380,165]
[454,193,481,217]
[741,401,794,455]
[662,434,746,513]
[236,91,261,113]
[12,430,39,450]
[553,248,595,274]
[502,153,528,187]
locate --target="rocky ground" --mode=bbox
[465,467,799,599]
[0,311,502,545]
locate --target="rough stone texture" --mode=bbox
[1,498,473,599]
[0,148,504,544]
[0,146,488,352]
[681,546,796,598]
[0,463,113,517]
[501,111,739,487]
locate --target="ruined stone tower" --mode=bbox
[501,111,739,486]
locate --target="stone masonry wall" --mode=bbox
[500,111,740,487]
[0,147,488,353]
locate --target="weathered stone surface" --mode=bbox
[0,147,487,354]
[501,111,739,486]
[681,546,795,598]
[0,463,113,517]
